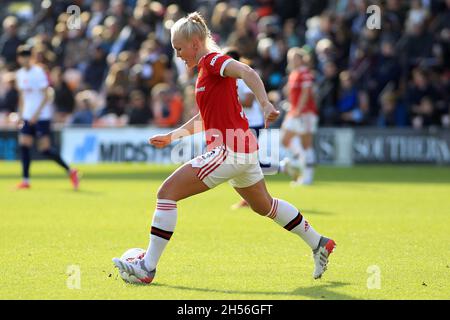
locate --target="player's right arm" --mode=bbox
[149,112,204,148]
[17,89,24,128]
[294,85,311,117]
[29,87,50,124]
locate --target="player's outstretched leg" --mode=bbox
[266,198,336,279]
[235,179,336,279]
[112,199,177,285]
[17,145,32,189]
[17,134,33,189]
[38,136,80,190]
[41,148,80,190]
[113,162,210,284]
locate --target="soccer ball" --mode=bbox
[118,248,146,284]
[121,248,146,262]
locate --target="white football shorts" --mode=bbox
[282,113,318,135]
[188,145,264,189]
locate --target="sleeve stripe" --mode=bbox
[220,58,234,77]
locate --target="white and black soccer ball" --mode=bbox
[118,248,146,284]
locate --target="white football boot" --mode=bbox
[112,257,156,284]
[313,236,336,279]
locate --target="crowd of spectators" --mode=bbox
[0,0,449,130]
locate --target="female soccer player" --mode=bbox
[223,47,271,210]
[281,48,318,185]
[15,45,80,190]
[112,13,335,284]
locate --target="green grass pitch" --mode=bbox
[0,161,449,300]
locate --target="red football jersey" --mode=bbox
[196,52,258,153]
[288,66,317,116]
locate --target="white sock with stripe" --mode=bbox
[302,148,315,183]
[289,136,303,158]
[266,198,321,250]
[143,199,177,270]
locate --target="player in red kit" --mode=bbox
[281,48,318,185]
[112,12,335,284]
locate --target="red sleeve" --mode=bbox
[203,53,233,77]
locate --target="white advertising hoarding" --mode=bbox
[62,127,205,164]
[61,127,282,171]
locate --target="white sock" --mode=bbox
[305,148,315,165]
[303,148,315,183]
[143,199,177,270]
[266,198,321,249]
[289,136,303,158]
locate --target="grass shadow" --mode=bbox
[3,164,450,184]
[301,209,335,216]
[150,281,355,300]
[267,165,450,184]
[63,189,105,196]
[0,171,171,181]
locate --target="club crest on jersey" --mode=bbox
[196,86,206,93]
[210,54,222,66]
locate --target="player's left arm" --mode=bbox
[223,60,279,126]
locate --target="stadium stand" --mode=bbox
[0,0,448,129]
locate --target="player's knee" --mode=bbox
[250,197,273,216]
[19,137,33,147]
[37,140,51,152]
[156,182,176,201]
[20,142,32,148]
[156,185,169,200]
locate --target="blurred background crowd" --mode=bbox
[0,0,449,129]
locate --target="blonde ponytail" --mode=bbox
[171,11,220,52]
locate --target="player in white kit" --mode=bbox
[15,45,80,190]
